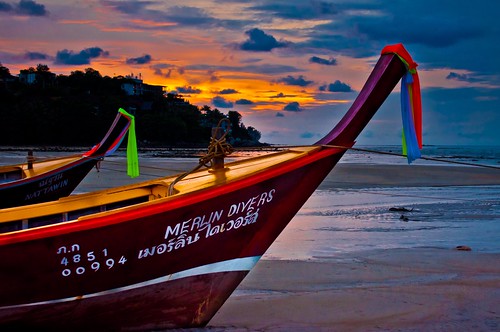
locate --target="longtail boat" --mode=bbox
[0,44,422,331]
[0,109,135,209]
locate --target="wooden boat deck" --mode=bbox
[0,146,321,233]
[0,155,83,183]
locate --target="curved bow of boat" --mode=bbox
[315,43,416,148]
[83,108,134,158]
[0,45,423,331]
[0,109,135,208]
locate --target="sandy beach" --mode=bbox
[209,248,499,331]
[76,157,500,332]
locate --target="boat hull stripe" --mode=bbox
[0,256,261,310]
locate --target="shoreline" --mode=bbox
[325,163,500,188]
[73,159,500,193]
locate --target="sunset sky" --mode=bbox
[1,0,499,146]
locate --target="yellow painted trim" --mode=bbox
[0,146,320,226]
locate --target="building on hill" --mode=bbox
[18,71,56,86]
[120,75,164,98]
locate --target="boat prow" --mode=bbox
[0,109,134,208]
[0,44,420,331]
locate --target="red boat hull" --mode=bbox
[0,45,416,330]
[0,149,344,330]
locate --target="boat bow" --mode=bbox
[0,109,134,208]
[0,45,422,331]
[316,43,422,163]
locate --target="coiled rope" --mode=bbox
[168,118,233,196]
[199,118,234,168]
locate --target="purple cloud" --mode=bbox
[55,47,109,65]
[309,56,337,66]
[17,0,46,16]
[235,99,253,105]
[217,88,238,94]
[446,72,481,83]
[319,80,352,92]
[24,51,49,60]
[239,28,289,52]
[175,86,202,94]
[277,75,313,87]
[126,54,152,65]
[284,101,302,112]
[212,96,233,108]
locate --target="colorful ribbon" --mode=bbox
[382,44,423,164]
[118,108,140,178]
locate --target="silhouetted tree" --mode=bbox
[0,62,10,78]
[0,63,263,147]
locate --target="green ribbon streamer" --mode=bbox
[118,108,140,178]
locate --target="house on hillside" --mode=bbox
[18,70,56,86]
[120,75,164,98]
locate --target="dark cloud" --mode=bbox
[270,92,297,98]
[300,132,318,139]
[209,71,219,82]
[276,112,285,117]
[126,54,152,65]
[166,6,216,26]
[356,15,482,48]
[422,87,500,145]
[277,75,313,87]
[24,51,49,60]
[240,57,262,64]
[151,63,175,78]
[103,1,245,29]
[235,99,253,105]
[319,80,352,92]
[284,101,302,112]
[250,1,339,20]
[0,2,13,12]
[446,72,481,83]
[238,28,290,52]
[293,0,495,77]
[309,56,337,66]
[175,86,202,94]
[184,63,301,75]
[55,47,109,65]
[0,0,47,16]
[212,96,233,108]
[101,0,152,15]
[17,0,46,16]
[217,88,238,94]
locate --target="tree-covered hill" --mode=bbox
[0,63,262,148]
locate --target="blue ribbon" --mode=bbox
[401,72,421,164]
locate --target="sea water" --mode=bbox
[263,145,500,259]
[340,144,500,166]
[264,185,500,260]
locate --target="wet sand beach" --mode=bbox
[209,248,500,331]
